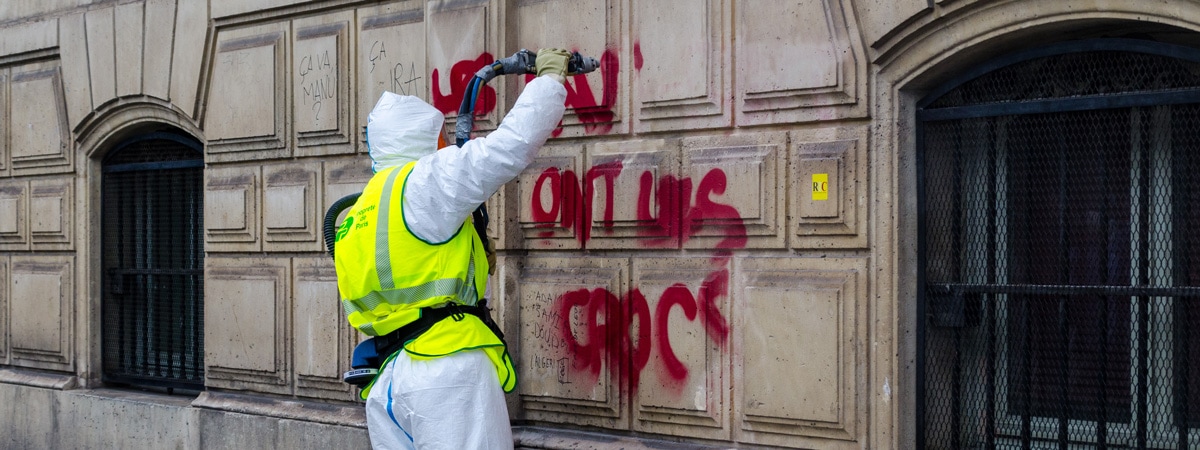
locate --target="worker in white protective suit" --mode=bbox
[333,48,571,450]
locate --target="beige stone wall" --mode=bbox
[4,0,1200,448]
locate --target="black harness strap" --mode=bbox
[373,300,506,360]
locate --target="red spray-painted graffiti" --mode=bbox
[529,161,623,244]
[432,50,619,136]
[633,42,644,71]
[564,49,619,135]
[530,158,748,392]
[524,49,619,137]
[431,53,497,116]
[530,163,747,249]
[552,265,731,391]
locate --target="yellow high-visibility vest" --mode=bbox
[334,161,515,399]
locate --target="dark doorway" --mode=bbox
[918,39,1200,449]
[101,131,205,391]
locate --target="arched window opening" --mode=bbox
[101,131,204,392]
[918,39,1200,449]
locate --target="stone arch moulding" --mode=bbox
[869,3,1200,450]
[876,3,1200,89]
[74,97,205,389]
[75,98,205,158]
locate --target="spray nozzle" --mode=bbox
[567,52,600,75]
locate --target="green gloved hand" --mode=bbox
[536,48,571,82]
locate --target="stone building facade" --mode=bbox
[3,0,1200,448]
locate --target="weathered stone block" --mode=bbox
[205,165,261,252]
[114,2,144,98]
[0,18,56,58]
[516,144,585,250]
[518,256,628,430]
[427,0,499,134]
[9,255,73,372]
[517,0,624,137]
[142,0,176,100]
[59,12,92,128]
[294,12,354,155]
[357,3,426,154]
[0,181,27,250]
[632,0,730,132]
[0,255,6,363]
[9,61,70,175]
[585,139,679,250]
[206,22,289,162]
[85,7,116,107]
[789,128,867,249]
[735,0,867,125]
[263,161,321,251]
[682,133,787,250]
[734,256,866,448]
[204,257,291,395]
[29,177,73,250]
[171,0,207,117]
[292,256,355,400]
[631,258,731,441]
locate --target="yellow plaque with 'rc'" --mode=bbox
[812,173,829,201]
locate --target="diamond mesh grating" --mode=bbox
[920,42,1200,449]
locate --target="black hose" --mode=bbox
[323,192,362,259]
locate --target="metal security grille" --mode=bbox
[101,132,204,391]
[918,39,1200,449]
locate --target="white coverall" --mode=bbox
[362,75,566,450]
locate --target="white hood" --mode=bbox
[366,92,444,172]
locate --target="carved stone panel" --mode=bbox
[293,257,355,400]
[631,258,731,441]
[734,256,866,448]
[0,180,27,251]
[263,162,321,251]
[205,257,291,395]
[29,177,74,251]
[206,23,289,162]
[585,139,680,250]
[358,2,427,153]
[789,128,867,249]
[518,256,629,430]
[293,13,353,155]
[682,133,786,250]
[517,0,625,137]
[516,145,585,250]
[9,61,71,176]
[736,0,866,125]
[427,0,499,134]
[205,165,260,252]
[632,0,730,132]
[9,255,74,372]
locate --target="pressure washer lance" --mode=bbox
[455,49,600,146]
[473,48,599,82]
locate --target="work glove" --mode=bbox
[536,48,571,83]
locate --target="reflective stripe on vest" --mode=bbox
[334,162,488,337]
